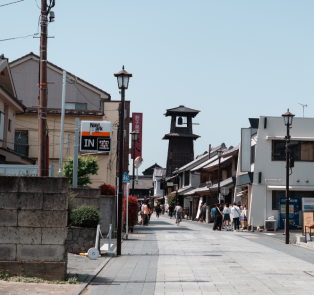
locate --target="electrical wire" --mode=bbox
[0,0,23,7]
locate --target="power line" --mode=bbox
[0,0,24,8]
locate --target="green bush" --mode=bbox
[69,206,100,228]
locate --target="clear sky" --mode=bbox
[2,0,314,173]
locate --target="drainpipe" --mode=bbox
[265,179,281,222]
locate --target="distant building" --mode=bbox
[9,52,130,186]
[0,55,34,165]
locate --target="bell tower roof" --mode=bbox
[164,105,200,117]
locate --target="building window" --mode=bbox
[272,190,314,210]
[160,181,164,190]
[272,140,314,161]
[0,113,4,141]
[8,119,11,132]
[14,131,29,157]
[65,103,87,110]
[184,171,189,186]
[251,145,256,164]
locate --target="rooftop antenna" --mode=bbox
[298,103,308,117]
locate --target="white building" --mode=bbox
[153,167,166,204]
[236,116,314,229]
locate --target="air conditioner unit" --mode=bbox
[264,220,278,231]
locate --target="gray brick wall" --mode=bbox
[0,176,68,280]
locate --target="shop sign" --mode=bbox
[80,121,112,153]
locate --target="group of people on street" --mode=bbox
[166,203,182,226]
[211,202,247,231]
[138,200,153,226]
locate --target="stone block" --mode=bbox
[67,231,72,240]
[43,193,67,210]
[43,178,68,194]
[0,227,41,244]
[18,211,67,228]
[0,177,19,193]
[17,244,66,262]
[0,261,66,280]
[0,210,17,226]
[0,244,16,260]
[18,177,44,193]
[0,193,43,210]
[42,228,67,245]
[70,188,101,199]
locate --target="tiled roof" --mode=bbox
[170,185,194,195]
[190,155,218,172]
[222,144,239,158]
[178,152,208,173]
[203,156,232,171]
[164,105,200,117]
[163,133,200,140]
[130,177,153,190]
[0,85,25,110]
[207,177,234,190]
[143,163,163,174]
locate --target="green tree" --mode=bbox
[166,193,176,207]
[63,155,99,187]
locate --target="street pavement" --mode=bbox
[85,214,314,295]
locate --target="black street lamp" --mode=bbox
[282,109,295,245]
[217,148,223,204]
[130,130,139,196]
[114,66,132,256]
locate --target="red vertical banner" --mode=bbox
[131,113,143,159]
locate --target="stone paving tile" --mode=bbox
[85,214,314,295]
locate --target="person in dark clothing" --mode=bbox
[169,204,174,219]
[213,203,223,231]
[155,204,161,218]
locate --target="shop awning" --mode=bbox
[202,156,232,171]
[267,185,314,191]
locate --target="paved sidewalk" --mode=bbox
[84,214,314,295]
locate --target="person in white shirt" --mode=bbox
[223,203,231,231]
[231,202,241,231]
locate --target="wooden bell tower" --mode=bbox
[163,105,200,177]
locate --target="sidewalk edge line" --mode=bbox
[71,257,111,295]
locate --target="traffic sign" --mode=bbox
[122,172,130,183]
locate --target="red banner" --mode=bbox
[131,113,143,159]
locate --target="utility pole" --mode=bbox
[38,0,48,176]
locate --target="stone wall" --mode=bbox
[66,227,97,254]
[0,176,68,281]
[100,195,115,235]
[69,188,100,209]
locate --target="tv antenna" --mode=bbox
[298,103,307,117]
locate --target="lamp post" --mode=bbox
[217,148,223,204]
[114,66,132,256]
[130,131,139,196]
[282,109,295,245]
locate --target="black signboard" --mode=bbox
[98,138,111,152]
[81,136,98,151]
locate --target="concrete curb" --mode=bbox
[71,256,112,295]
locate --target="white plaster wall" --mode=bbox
[251,116,314,227]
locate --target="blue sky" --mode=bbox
[2,0,314,173]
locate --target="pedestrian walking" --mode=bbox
[213,203,223,231]
[241,205,248,228]
[155,203,161,218]
[175,202,182,226]
[201,202,207,223]
[211,205,216,228]
[223,203,231,231]
[199,202,203,222]
[231,202,241,231]
[169,204,174,219]
[143,202,149,226]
